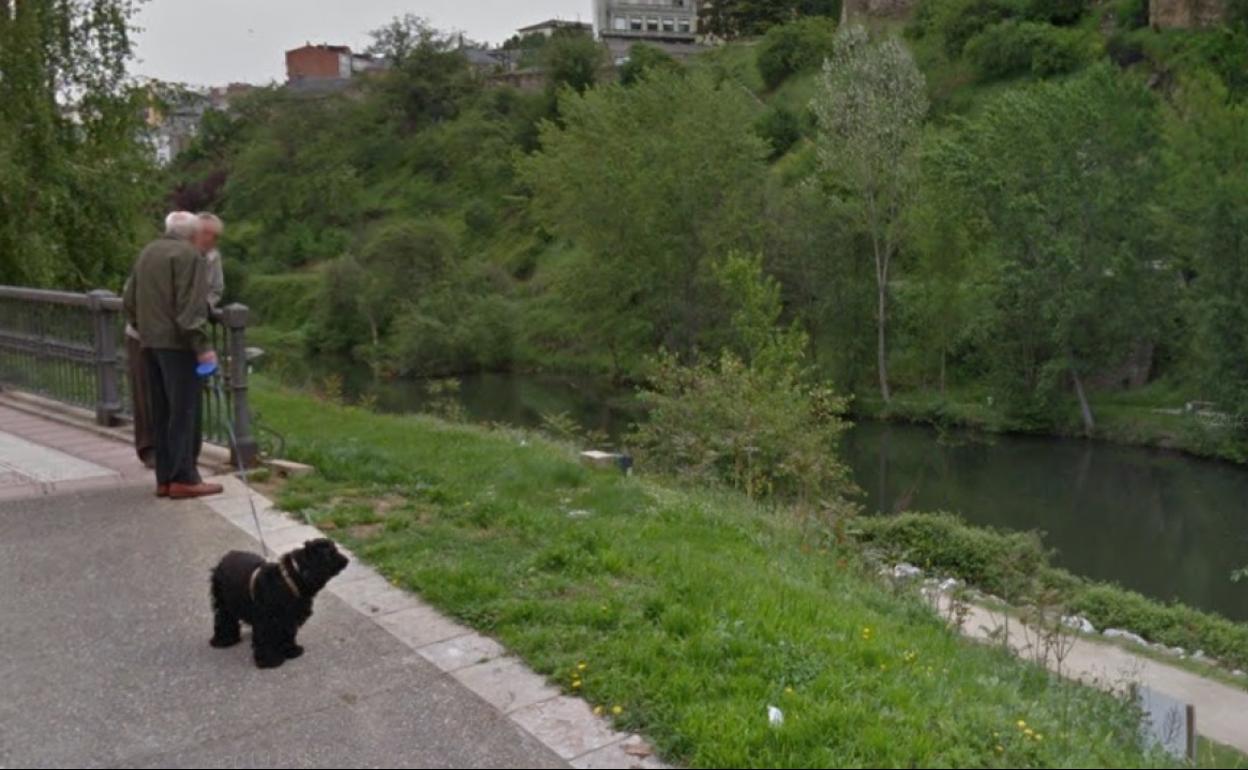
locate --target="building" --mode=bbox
[284,43,389,92]
[594,0,704,61]
[1149,0,1226,27]
[516,19,594,39]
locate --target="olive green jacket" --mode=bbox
[123,234,212,354]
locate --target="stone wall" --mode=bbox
[1149,0,1228,28]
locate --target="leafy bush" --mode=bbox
[757,16,840,90]
[935,0,1021,57]
[1112,0,1149,29]
[755,106,805,158]
[965,21,1094,80]
[619,43,682,87]
[631,254,855,506]
[854,512,1052,598]
[1069,585,1248,670]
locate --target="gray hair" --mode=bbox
[197,212,224,233]
[164,211,200,239]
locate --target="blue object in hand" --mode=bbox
[196,361,219,379]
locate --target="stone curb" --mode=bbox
[201,474,667,769]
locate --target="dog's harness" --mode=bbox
[248,556,304,602]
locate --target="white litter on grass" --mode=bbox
[937,577,962,593]
[567,509,592,519]
[767,706,784,728]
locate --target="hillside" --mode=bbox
[168,6,1248,457]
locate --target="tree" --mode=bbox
[619,44,682,87]
[757,15,839,89]
[0,0,154,288]
[365,15,474,131]
[810,26,928,403]
[1161,73,1248,422]
[931,66,1163,432]
[539,29,607,95]
[520,71,769,376]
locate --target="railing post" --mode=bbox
[87,290,122,426]
[221,303,258,467]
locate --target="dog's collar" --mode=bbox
[247,558,304,602]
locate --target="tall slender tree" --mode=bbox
[811,26,928,403]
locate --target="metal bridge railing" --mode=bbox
[0,285,257,467]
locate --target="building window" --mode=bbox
[630,16,643,31]
[662,17,675,32]
[678,18,692,33]
[647,17,660,31]
[614,16,628,31]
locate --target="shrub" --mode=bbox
[936,0,1021,57]
[631,253,855,506]
[619,43,682,87]
[1069,584,1248,670]
[755,106,805,158]
[965,21,1094,81]
[853,512,1051,598]
[757,16,840,90]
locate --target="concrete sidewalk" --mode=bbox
[0,485,567,769]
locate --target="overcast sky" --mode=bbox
[134,0,590,85]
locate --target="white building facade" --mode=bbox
[594,0,704,60]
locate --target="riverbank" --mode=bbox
[856,384,1248,465]
[251,378,1197,767]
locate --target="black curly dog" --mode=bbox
[210,539,349,669]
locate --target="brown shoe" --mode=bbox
[156,485,170,498]
[168,482,224,499]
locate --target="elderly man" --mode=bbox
[123,212,222,499]
[196,212,226,308]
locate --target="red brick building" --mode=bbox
[285,44,352,83]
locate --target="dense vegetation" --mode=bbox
[145,7,1248,461]
[0,0,155,288]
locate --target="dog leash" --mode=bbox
[199,362,269,558]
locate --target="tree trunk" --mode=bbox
[1071,365,1095,435]
[877,280,891,403]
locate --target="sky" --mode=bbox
[133,0,590,86]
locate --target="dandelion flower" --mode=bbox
[593,705,604,716]
[995,745,1005,754]
[578,662,588,671]
[572,680,582,689]
[612,705,624,716]
[1017,720,1027,729]
[784,686,794,694]
[1034,733,1044,742]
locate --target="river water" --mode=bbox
[297,368,1248,621]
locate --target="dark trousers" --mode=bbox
[145,348,203,486]
[126,336,155,463]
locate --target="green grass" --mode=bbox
[253,379,1175,768]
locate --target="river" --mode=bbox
[285,368,1248,621]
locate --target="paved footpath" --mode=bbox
[0,402,661,769]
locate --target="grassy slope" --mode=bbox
[253,379,1170,768]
